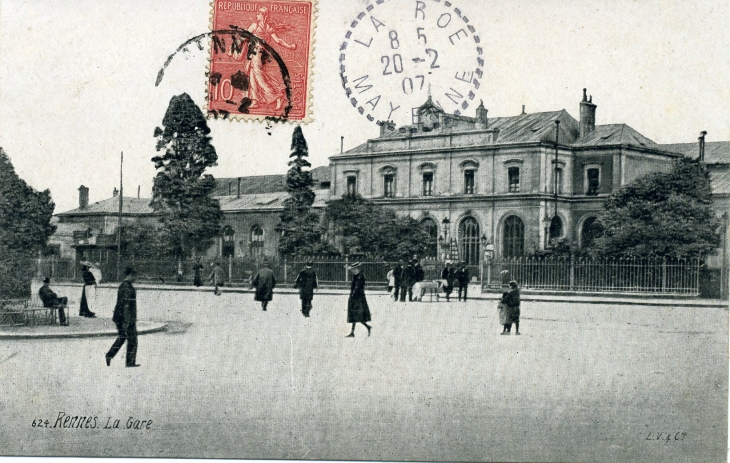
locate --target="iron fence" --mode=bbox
[35,255,702,295]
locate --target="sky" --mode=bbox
[1,0,728,213]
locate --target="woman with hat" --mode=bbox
[501,280,521,335]
[79,261,97,318]
[346,262,372,337]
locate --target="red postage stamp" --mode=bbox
[208,0,316,121]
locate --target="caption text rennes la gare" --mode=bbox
[218,2,309,14]
[31,412,152,430]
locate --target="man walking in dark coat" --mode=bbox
[400,260,416,302]
[79,262,97,317]
[392,261,403,302]
[456,261,470,301]
[106,266,140,367]
[346,262,371,337]
[38,277,68,326]
[252,260,277,311]
[295,261,318,317]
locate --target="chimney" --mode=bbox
[475,100,488,129]
[137,185,140,199]
[699,131,707,161]
[112,187,118,198]
[237,178,241,198]
[78,185,89,208]
[340,136,344,153]
[521,105,526,115]
[579,88,597,138]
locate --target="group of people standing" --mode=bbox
[440,261,471,302]
[386,257,425,302]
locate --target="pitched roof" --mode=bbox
[213,165,330,196]
[573,124,657,147]
[487,110,580,144]
[216,189,330,212]
[57,197,154,216]
[658,142,730,164]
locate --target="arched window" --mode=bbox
[420,218,438,258]
[250,225,264,256]
[549,216,563,241]
[503,216,524,258]
[458,217,480,265]
[581,217,602,248]
[222,226,235,257]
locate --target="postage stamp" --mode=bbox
[208,0,316,121]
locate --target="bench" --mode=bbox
[0,298,59,327]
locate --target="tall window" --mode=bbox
[581,217,602,248]
[508,167,520,192]
[422,172,434,196]
[250,225,264,256]
[222,226,235,257]
[421,218,438,258]
[554,167,563,194]
[586,168,600,195]
[549,216,563,241]
[347,176,357,196]
[464,170,475,194]
[503,216,524,258]
[383,174,394,198]
[459,217,480,265]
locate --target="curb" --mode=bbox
[0,322,168,340]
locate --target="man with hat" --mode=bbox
[106,266,140,367]
[440,261,455,302]
[38,277,69,326]
[294,261,318,317]
[252,259,276,311]
[456,261,470,301]
[400,259,416,302]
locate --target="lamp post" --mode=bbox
[438,235,445,261]
[441,217,451,260]
[479,234,487,288]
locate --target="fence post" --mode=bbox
[345,255,349,282]
[661,258,667,293]
[284,258,288,282]
[569,252,575,291]
[228,256,232,283]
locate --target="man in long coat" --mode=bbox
[441,262,455,301]
[252,261,276,311]
[295,261,318,317]
[400,260,416,302]
[106,266,140,367]
[346,262,371,337]
[456,261,470,301]
[392,261,404,301]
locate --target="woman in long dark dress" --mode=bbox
[79,263,97,318]
[346,263,371,337]
[503,280,521,335]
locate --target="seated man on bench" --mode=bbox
[38,277,69,326]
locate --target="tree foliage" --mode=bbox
[0,148,56,297]
[120,221,169,260]
[325,194,432,261]
[150,93,223,258]
[589,157,720,259]
[277,126,336,257]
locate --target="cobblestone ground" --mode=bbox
[1,288,727,462]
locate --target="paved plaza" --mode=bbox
[0,287,727,462]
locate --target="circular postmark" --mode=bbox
[155,29,294,123]
[340,0,483,130]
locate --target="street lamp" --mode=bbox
[441,217,451,261]
[480,235,494,290]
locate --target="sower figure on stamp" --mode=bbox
[346,262,371,337]
[106,266,140,367]
[79,262,97,318]
[231,7,297,111]
[252,260,276,311]
[295,261,318,317]
[39,277,68,326]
